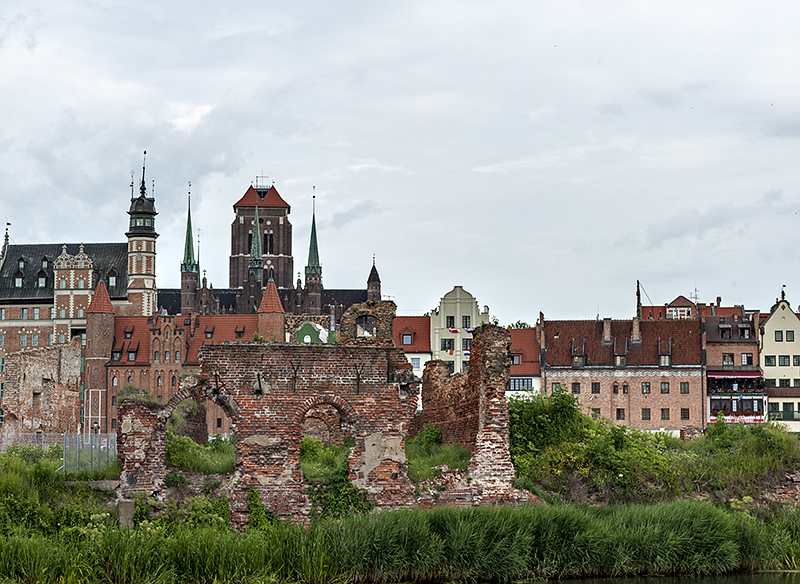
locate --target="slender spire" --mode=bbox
[139,150,147,197]
[249,195,263,283]
[181,187,198,273]
[305,191,321,275]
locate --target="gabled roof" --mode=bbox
[258,279,285,314]
[509,328,540,376]
[86,281,114,314]
[393,316,431,352]
[183,315,259,364]
[542,318,702,367]
[110,316,151,367]
[669,295,694,307]
[233,186,290,210]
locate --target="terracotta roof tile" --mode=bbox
[86,281,114,314]
[184,315,259,365]
[393,316,431,352]
[258,279,285,314]
[109,316,151,367]
[510,328,540,376]
[233,185,290,209]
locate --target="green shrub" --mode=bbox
[164,471,189,488]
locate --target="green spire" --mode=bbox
[305,196,321,275]
[181,194,198,273]
[249,198,263,283]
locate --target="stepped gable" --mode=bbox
[233,185,290,209]
[543,318,702,367]
[258,279,285,314]
[86,281,115,314]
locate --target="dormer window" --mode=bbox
[112,352,121,361]
[615,355,626,367]
[573,355,584,367]
[660,355,671,367]
[14,275,22,288]
[108,275,117,287]
[205,325,215,339]
[18,259,24,270]
[235,325,245,339]
[41,258,48,269]
[402,334,412,345]
[127,351,136,361]
[124,327,134,339]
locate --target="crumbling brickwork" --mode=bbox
[0,340,81,433]
[302,404,345,444]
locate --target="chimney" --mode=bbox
[603,318,612,343]
[632,317,641,343]
[716,296,722,307]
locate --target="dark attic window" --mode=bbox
[235,325,245,339]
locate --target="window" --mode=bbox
[740,328,751,339]
[623,384,629,394]
[615,355,626,366]
[33,308,39,320]
[571,382,581,394]
[411,358,420,369]
[172,376,177,387]
[157,376,162,387]
[441,338,454,351]
[573,355,584,367]
[780,379,791,387]
[789,331,796,342]
[21,308,28,319]
[642,408,651,421]
[681,408,690,420]
[127,351,136,361]
[591,382,600,394]
[80,357,85,372]
[462,338,471,351]
[722,353,734,366]
[616,408,625,421]
[41,259,47,269]
[795,356,800,367]
[113,351,121,361]
[0,358,4,373]
[402,334,412,345]
[661,382,669,394]
[642,382,651,394]
[511,355,520,365]
[461,362,469,373]
[780,355,791,366]
[235,329,244,339]
[38,276,45,287]
[776,330,784,342]
[613,384,619,394]
[124,329,133,339]
[14,277,22,288]
[59,279,66,289]
[31,334,38,347]
[154,351,159,362]
[462,316,470,328]
[108,275,116,287]
[0,309,4,320]
[77,279,84,289]
[0,334,3,347]
[661,408,670,421]
[19,334,26,347]
[127,376,132,385]
[59,309,65,318]
[720,328,732,340]
[217,418,222,429]
[111,419,117,429]
[766,356,776,367]
[112,377,117,387]
[765,379,776,387]
[205,330,213,339]
[743,353,754,366]
[508,378,533,391]
[165,351,170,362]
[77,308,84,318]
[659,355,671,367]
[446,316,455,328]
[680,382,689,394]
[591,408,600,419]
[18,259,23,270]
[58,334,65,344]
[446,361,454,374]
[175,351,180,363]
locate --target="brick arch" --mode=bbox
[294,394,356,426]
[160,381,240,422]
[339,300,396,345]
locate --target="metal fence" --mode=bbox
[0,432,117,474]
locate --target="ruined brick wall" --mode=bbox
[285,315,330,341]
[0,341,81,433]
[338,300,395,346]
[118,398,167,493]
[302,404,344,444]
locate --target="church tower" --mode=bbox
[229,178,293,290]
[180,193,198,315]
[304,197,322,315]
[126,152,158,316]
[367,259,381,302]
[85,280,115,433]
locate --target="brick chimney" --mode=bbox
[603,318,612,343]
[632,316,641,343]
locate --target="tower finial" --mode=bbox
[305,188,321,275]
[182,184,198,275]
[139,150,147,196]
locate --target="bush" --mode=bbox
[165,471,189,488]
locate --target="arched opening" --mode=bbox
[356,315,377,337]
[297,397,356,484]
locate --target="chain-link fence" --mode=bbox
[0,433,117,474]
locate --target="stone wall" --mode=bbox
[0,340,81,433]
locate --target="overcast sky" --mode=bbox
[2,1,799,325]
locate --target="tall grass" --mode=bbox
[165,431,235,474]
[404,423,471,482]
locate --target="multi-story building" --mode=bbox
[539,314,706,434]
[430,286,490,374]
[393,316,431,381]
[508,327,541,398]
[758,291,800,430]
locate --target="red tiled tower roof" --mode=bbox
[86,281,115,314]
[258,279,285,314]
[233,185,290,209]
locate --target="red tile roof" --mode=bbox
[393,316,431,352]
[184,315,259,365]
[542,318,702,367]
[258,279,285,313]
[86,281,114,314]
[510,328,540,376]
[110,316,151,366]
[233,185,290,209]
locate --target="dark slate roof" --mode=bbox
[542,319,702,367]
[158,288,244,315]
[322,289,368,308]
[0,243,128,302]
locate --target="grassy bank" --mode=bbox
[0,501,799,583]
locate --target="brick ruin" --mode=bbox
[117,301,532,523]
[0,340,82,434]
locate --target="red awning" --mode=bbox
[708,371,762,379]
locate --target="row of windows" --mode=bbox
[0,333,80,348]
[764,379,800,387]
[722,353,754,366]
[598,407,690,421]
[508,378,533,391]
[568,381,690,394]
[573,355,672,367]
[775,330,795,342]
[441,338,471,351]
[0,307,87,320]
[445,316,472,328]
[112,350,181,363]
[764,355,800,367]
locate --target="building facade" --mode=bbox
[430,286,490,374]
[758,292,800,430]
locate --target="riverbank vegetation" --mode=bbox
[510,391,800,503]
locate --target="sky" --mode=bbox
[2,0,800,325]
